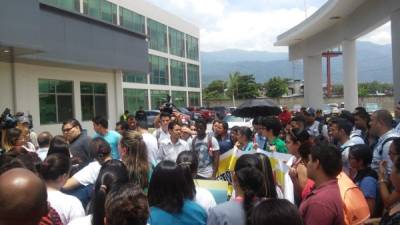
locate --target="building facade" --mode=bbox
[0,0,200,135]
[110,0,202,112]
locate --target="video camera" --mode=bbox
[0,108,17,130]
[160,95,173,115]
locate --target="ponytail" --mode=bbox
[235,167,265,225]
[40,153,70,181]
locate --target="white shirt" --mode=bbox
[73,161,101,186]
[68,214,92,225]
[307,120,320,137]
[37,147,49,161]
[372,129,400,174]
[142,132,159,166]
[153,128,170,143]
[195,187,216,214]
[395,122,400,134]
[47,189,85,225]
[159,138,190,162]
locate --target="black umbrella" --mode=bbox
[232,98,281,118]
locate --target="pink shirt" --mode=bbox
[299,179,345,225]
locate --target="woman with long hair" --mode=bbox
[119,130,149,189]
[148,160,207,225]
[237,127,254,152]
[176,151,216,213]
[68,160,129,225]
[286,128,314,203]
[63,137,112,193]
[207,154,266,225]
[40,153,84,225]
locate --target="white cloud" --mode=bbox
[146,0,350,52]
[201,7,318,52]
[359,22,391,45]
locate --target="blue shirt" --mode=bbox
[254,133,267,150]
[357,176,377,199]
[217,134,233,155]
[149,200,207,225]
[94,130,121,159]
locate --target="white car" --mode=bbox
[223,115,252,129]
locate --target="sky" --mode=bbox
[146,0,392,52]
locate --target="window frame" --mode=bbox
[38,79,74,125]
[80,82,108,121]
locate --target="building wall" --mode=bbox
[12,63,120,136]
[0,62,14,112]
[109,0,202,110]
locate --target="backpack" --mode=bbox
[337,172,370,225]
[378,136,399,155]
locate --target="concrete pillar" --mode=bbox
[303,55,323,109]
[391,10,400,106]
[114,70,124,118]
[342,40,358,111]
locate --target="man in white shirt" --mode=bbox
[330,118,364,175]
[37,131,53,161]
[153,112,171,144]
[159,121,190,162]
[137,120,159,167]
[370,110,400,174]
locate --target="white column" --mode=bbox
[391,10,400,106]
[303,55,323,109]
[342,40,358,111]
[114,70,124,118]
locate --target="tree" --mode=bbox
[203,80,227,100]
[264,76,288,98]
[226,72,259,99]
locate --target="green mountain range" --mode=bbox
[200,41,393,85]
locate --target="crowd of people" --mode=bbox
[2,102,400,225]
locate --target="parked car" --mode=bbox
[322,104,332,115]
[292,104,302,113]
[223,115,252,129]
[145,110,160,128]
[189,107,215,122]
[212,106,228,120]
[178,107,200,120]
[364,103,381,114]
[169,107,190,124]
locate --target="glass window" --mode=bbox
[147,18,168,52]
[119,6,145,34]
[82,0,117,24]
[170,60,185,87]
[188,92,201,107]
[123,89,149,113]
[169,28,185,57]
[38,79,73,125]
[80,82,108,121]
[151,90,169,110]
[40,0,80,12]
[172,91,187,108]
[186,34,199,61]
[83,0,101,18]
[101,1,118,24]
[149,55,169,85]
[122,71,147,84]
[187,64,200,88]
